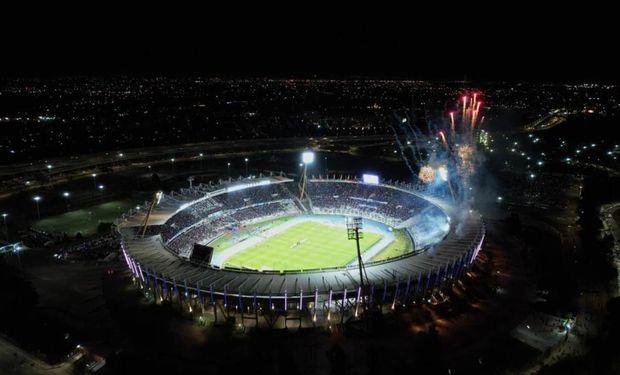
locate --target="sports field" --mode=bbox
[221,220,383,271]
[34,200,135,236]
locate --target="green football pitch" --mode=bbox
[34,200,135,236]
[221,220,384,271]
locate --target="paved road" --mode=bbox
[0,135,392,178]
[0,336,74,375]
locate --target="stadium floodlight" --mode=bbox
[298,151,314,200]
[362,174,379,185]
[302,151,315,165]
[346,216,366,304]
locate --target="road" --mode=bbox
[0,336,74,375]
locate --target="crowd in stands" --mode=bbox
[159,199,220,241]
[213,183,293,209]
[167,215,237,257]
[229,201,298,222]
[307,181,430,222]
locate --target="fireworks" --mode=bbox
[438,131,448,149]
[449,112,455,134]
[391,92,485,204]
[437,165,449,182]
[418,165,436,183]
[456,144,475,178]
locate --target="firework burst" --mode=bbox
[391,92,485,204]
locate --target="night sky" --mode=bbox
[2,9,617,82]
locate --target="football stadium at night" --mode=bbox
[4,18,619,371]
[118,164,484,327]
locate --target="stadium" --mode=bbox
[118,167,484,326]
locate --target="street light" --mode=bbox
[63,192,70,210]
[2,213,8,241]
[91,173,97,191]
[227,162,231,179]
[98,184,105,191]
[244,158,249,176]
[33,196,41,219]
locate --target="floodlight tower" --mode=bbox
[347,216,365,290]
[299,151,314,200]
[141,191,162,238]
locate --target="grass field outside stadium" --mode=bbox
[34,200,135,237]
[208,214,414,272]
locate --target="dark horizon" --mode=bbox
[2,10,618,83]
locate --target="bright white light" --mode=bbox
[33,196,41,202]
[63,192,70,197]
[226,180,270,193]
[302,151,315,164]
[437,166,448,181]
[47,164,53,169]
[362,174,379,185]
